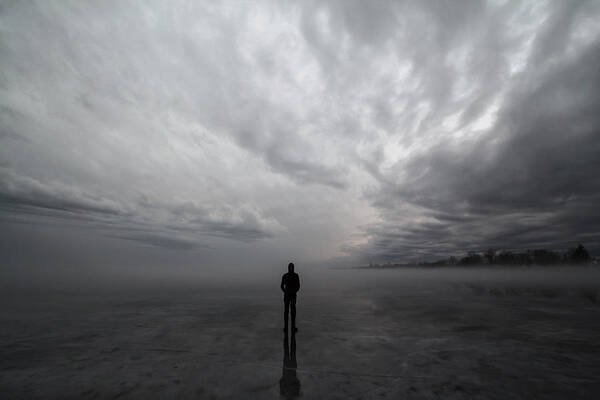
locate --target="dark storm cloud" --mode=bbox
[352,38,600,262]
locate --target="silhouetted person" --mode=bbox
[281,262,300,332]
[279,331,300,399]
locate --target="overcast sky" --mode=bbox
[1,0,600,275]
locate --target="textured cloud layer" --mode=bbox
[1,1,599,266]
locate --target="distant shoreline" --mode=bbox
[333,263,599,270]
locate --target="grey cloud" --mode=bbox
[0,168,278,244]
[229,104,348,188]
[297,0,515,150]
[351,38,600,262]
[192,219,273,242]
[106,233,209,251]
[0,169,128,217]
[529,0,585,68]
[264,144,347,189]
[0,1,346,191]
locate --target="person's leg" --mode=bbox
[290,296,296,329]
[284,296,290,330]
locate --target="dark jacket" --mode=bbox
[281,272,300,296]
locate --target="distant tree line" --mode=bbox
[367,244,595,268]
[452,244,591,266]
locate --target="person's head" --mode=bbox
[288,262,294,273]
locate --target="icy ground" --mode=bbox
[1,268,599,399]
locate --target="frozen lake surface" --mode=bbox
[1,268,600,399]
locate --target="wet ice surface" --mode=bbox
[2,268,600,399]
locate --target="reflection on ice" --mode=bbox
[280,330,301,399]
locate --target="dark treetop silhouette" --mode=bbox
[281,262,300,332]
